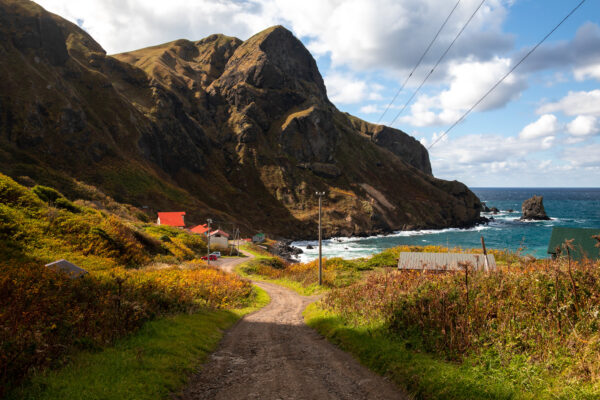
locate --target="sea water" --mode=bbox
[292,188,600,262]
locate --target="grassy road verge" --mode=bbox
[235,262,323,296]
[304,303,520,400]
[7,287,269,400]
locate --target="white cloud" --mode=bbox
[324,72,368,104]
[274,0,512,74]
[561,143,600,168]
[518,22,600,77]
[566,115,600,137]
[324,72,384,104]
[426,130,597,185]
[537,90,600,117]
[574,64,600,81]
[400,57,527,127]
[519,114,560,139]
[359,104,381,114]
[35,0,513,72]
[36,0,265,53]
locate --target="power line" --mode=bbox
[428,0,587,150]
[376,0,462,124]
[388,0,486,127]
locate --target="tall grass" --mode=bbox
[321,255,600,392]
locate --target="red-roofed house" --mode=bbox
[208,229,230,248]
[190,224,210,235]
[157,212,186,227]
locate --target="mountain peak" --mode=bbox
[212,25,326,97]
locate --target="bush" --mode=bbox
[32,185,63,203]
[54,197,81,213]
[0,262,253,395]
[321,256,600,386]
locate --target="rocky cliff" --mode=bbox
[0,0,484,238]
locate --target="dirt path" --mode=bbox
[210,254,249,273]
[178,253,408,400]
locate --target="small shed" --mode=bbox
[252,233,265,243]
[157,212,186,227]
[398,252,496,271]
[208,229,230,249]
[45,259,89,278]
[547,227,600,261]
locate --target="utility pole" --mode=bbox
[315,191,325,285]
[206,218,212,265]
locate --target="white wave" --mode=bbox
[293,225,494,247]
[291,224,498,262]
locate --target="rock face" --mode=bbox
[0,1,485,238]
[520,195,550,220]
[270,240,303,263]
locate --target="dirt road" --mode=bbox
[179,254,408,400]
[210,254,249,273]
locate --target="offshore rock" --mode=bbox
[520,195,550,220]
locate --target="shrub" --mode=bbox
[54,197,81,213]
[0,262,253,395]
[321,256,600,384]
[32,185,63,203]
[0,175,41,209]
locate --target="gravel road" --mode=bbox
[178,253,408,400]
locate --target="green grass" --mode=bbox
[304,303,518,400]
[235,257,325,296]
[304,303,600,400]
[7,286,269,400]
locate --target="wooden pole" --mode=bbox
[481,235,489,271]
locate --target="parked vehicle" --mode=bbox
[210,251,221,258]
[201,254,218,261]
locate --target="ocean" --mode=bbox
[292,188,600,262]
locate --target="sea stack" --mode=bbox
[520,195,550,220]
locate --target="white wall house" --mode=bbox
[208,229,229,249]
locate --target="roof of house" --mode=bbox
[209,229,230,238]
[45,259,89,278]
[398,252,496,271]
[547,227,600,260]
[157,211,186,227]
[190,224,210,234]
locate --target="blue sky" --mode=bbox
[37,0,600,187]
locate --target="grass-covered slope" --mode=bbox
[0,173,257,395]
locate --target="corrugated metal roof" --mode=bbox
[547,227,600,260]
[45,259,89,278]
[398,252,496,271]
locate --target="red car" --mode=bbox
[201,254,218,261]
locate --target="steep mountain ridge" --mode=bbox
[0,0,484,238]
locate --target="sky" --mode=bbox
[35,0,600,187]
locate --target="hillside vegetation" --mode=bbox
[0,173,255,395]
